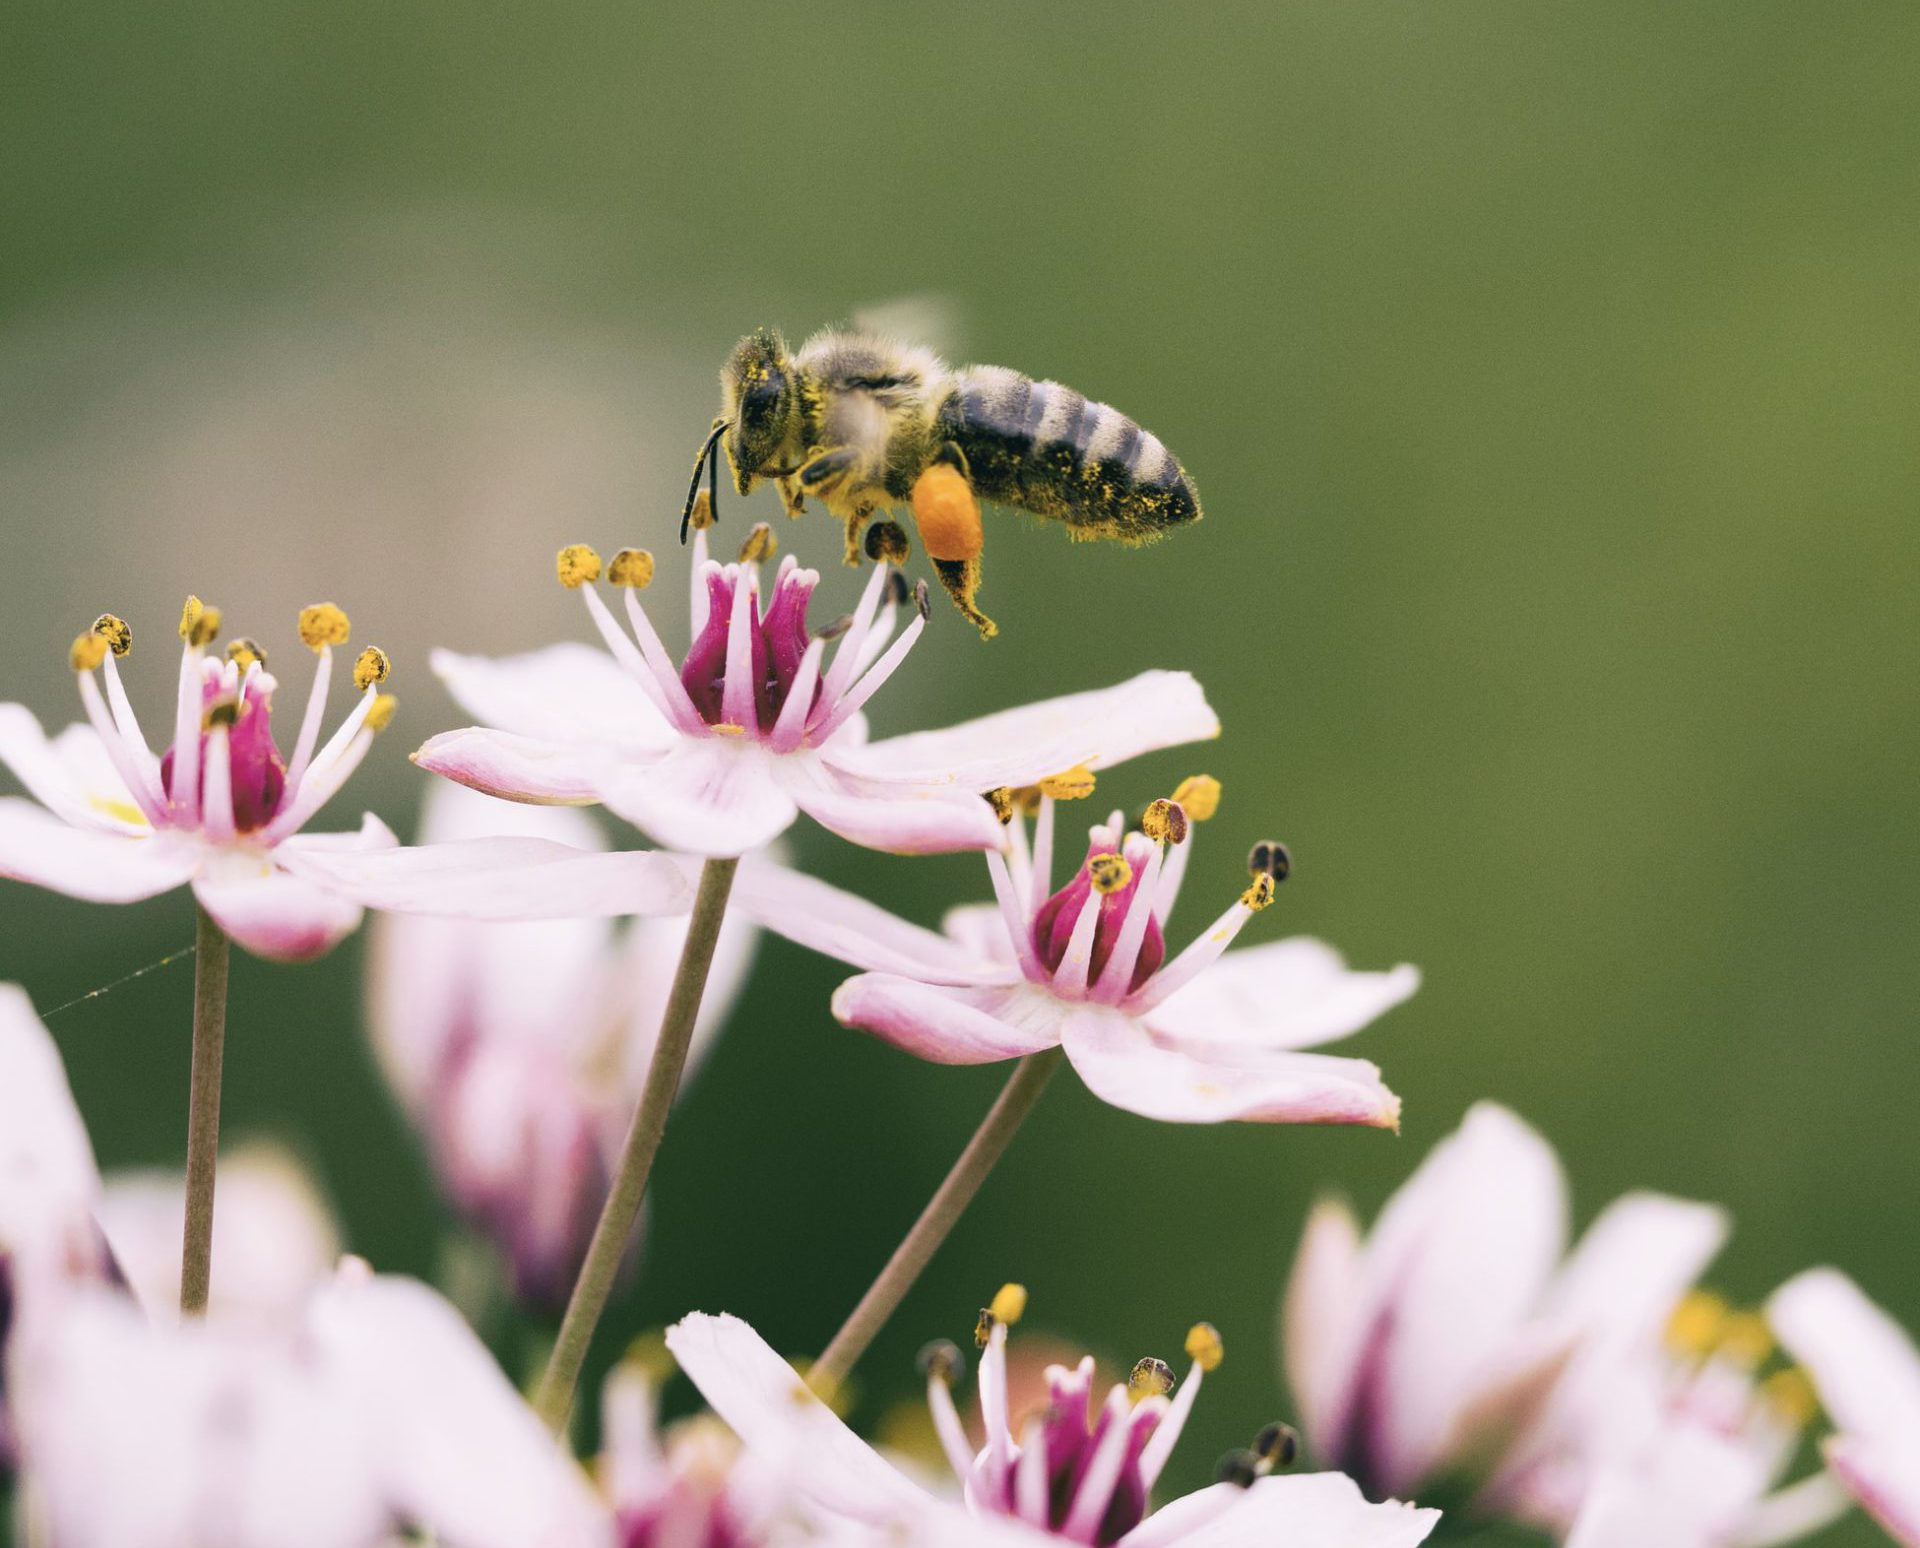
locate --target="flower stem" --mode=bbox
[534,855,740,1432]
[811,1046,1065,1396]
[179,905,230,1316]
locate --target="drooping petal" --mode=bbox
[431,644,675,753]
[593,738,798,857]
[413,726,612,806]
[0,797,195,903]
[845,670,1219,789]
[0,707,141,833]
[1769,1269,1920,1453]
[1143,938,1420,1052]
[664,1312,933,1526]
[191,856,366,962]
[790,759,1006,855]
[1826,1435,1920,1548]
[1541,1190,1729,1345]
[1059,1005,1402,1126]
[1123,1473,1439,1548]
[832,975,1067,1065]
[1282,1197,1364,1451]
[0,982,102,1220]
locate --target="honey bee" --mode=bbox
[682,328,1203,638]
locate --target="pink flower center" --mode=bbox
[679,565,820,733]
[159,679,286,833]
[1030,837,1166,995]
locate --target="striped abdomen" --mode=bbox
[934,366,1201,544]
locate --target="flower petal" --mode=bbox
[0,982,101,1219]
[730,861,1009,986]
[0,707,140,832]
[845,670,1219,789]
[791,761,1006,855]
[832,975,1066,1065]
[1126,1474,1438,1548]
[1144,938,1420,1052]
[1827,1435,1920,1548]
[1769,1268,1920,1444]
[664,1312,932,1526]
[1060,1005,1401,1126]
[1282,1198,1363,1452]
[593,738,797,857]
[413,727,611,806]
[279,835,692,920]
[191,858,365,962]
[1541,1190,1729,1344]
[431,644,674,752]
[0,797,194,903]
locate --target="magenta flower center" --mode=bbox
[1030,838,1166,994]
[978,1361,1161,1545]
[159,680,286,833]
[679,565,820,733]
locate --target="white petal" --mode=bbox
[665,1312,934,1526]
[0,707,140,832]
[1542,1189,1729,1344]
[431,643,674,752]
[192,855,365,962]
[832,975,1067,1065]
[1282,1198,1363,1452]
[1827,1434,1920,1548]
[0,796,194,902]
[1768,1268,1920,1442]
[1128,1475,1439,1548]
[1145,938,1420,1051]
[595,738,798,857]
[413,726,614,806]
[0,981,101,1222]
[846,669,1219,788]
[790,761,1006,855]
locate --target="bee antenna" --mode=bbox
[681,420,730,544]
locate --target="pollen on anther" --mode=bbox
[1761,1367,1819,1428]
[688,491,716,531]
[913,579,932,621]
[736,523,777,565]
[1089,853,1133,895]
[352,646,392,692]
[1666,1289,1729,1358]
[1128,1357,1175,1402]
[608,548,656,588]
[1142,798,1189,846]
[556,544,603,589]
[865,520,911,566]
[917,1339,962,1386]
[178,596,222,648]
[974,1308,995,1350]
[298,603,351,651]
[225,638,266,670]
[69,633,108,672]
[1185,1322,1223,1372]
[91,614,132,657]
[1172,775,1221,822]
[1240,875,1276,911]
[990,1283,1028,1326]
[204,698,239,729]
[365,694,398,733]
[1039,764,1097,802]
[986,788,1016,824]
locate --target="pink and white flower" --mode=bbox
[666,1301,1438,1548]
[414,532,1219,858]
[1283,1103,1849,1544]
[730,789,1416,1126]
[1769,1268,1920,1547]
[0,601,693,960]
[367,782,758,1310]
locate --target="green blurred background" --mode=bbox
[3,5,1916,1542]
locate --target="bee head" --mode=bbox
[722,328,800,494]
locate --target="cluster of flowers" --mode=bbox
[0,520,1913,1548]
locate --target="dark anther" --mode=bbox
[883,570,912,608]
[917,1339,963,1384]
[1216,1449,1259,1489]
[913,579,932,622]
[1253,1421,1298,1469]
[865,520,911,565]
[815,613,854,642]
[986,788,1016,824]
[974,1308,995,1349]
[1247,840,1292,883]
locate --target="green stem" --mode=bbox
[179,906,230,1317]
[533,855,740,1432]
[811,1046,1065,1396]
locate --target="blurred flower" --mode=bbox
[0,602,692,960]
[733,786,1415,1125]
[667,1299,1438,1547]
[1283,1103,1850,1543]
[416,529,1218,858]
[1769,1269,1920,1547]
[367,782,756,1310]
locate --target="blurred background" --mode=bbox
[3,6,1916,1543]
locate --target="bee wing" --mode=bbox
[848,292,966,362]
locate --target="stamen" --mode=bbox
[987,851,1045,980]
[990,1283,1027,1326]
[170,641,205,824]
[1252,1421,1297,1470]
[1094,844,1164,1001]
[297,603,350,651]
[977,1308,1013,1499]
[1015,1417,1049,1526]
[974,1308,996,1350]
[1089,853,1133,895]
[1186,1322,1224,1372]
[720,565,757,730]
[1215,1450,1259,1489]
[767,636,826,753]
[1060,1387,1137,1542]
[1241,874,1277,911]
[200,724,236,844]
[986,787,1016,824]
[351,646,391,693]
[806,601,928,744]
[555,544,603,589]
[365,694,398,733]
[225,639,265,670]
[1039,764,1096,802]
[1131,889,1268,1012]
[919,1341,975,1483]
[687,489,716,530]
[1717,1312,1773,1369]
[1140,798,1189,846]
[1761,1367,1819,1428]
[689,526,712,636]
[1128,1358,1175,1403]
[1247,839,1292,884]
[619,588,708,734]
[813,613,853,642]
[1138,1323,1220,1488]
[737,523,777,564]
[864,520,910,565]
[69,633,108,672]
[607,547,655,588]
[1029,794,1056,915]
[1667,1290,1730,1358]
[1172,774,1221,821]
[177,597,221,648]
[1050,890,1103,996]
[91,614,132,656]
[917,1339,962,1385]
[75,670,164,826]
[818,561,892,711]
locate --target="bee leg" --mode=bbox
[797,446,858,492]
[842,504,875,567]
[776,474,806,520]
[932,558,998,640]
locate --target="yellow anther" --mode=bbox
[1240,874,1276,911]
[1128,1357,1176,1403]
[986,787,1016,824]
[69,632,108,672]
[298,603,351,651]
[1185,1322,1224,1373]
[1172,775,1221,822]
[556,544,603,589]
[1089,853,1133,895]
[1666,1290,1730,1358]
[619,1330,675,1384]
[352,646,391,692]
[1039,764,1097,801]
[1761,1366,1820,1428]
[364,694,398,733]
[1142,798,1189,846]
[225,638,265,671]
[608,547,656,588]
[178,596,222,648]
[91,614,131,657]
[1718,1312,1774,1368]
[990,1283,1028,1327]
[688,490,716,531]
[738,523,778,564]
[710,722,747,737]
